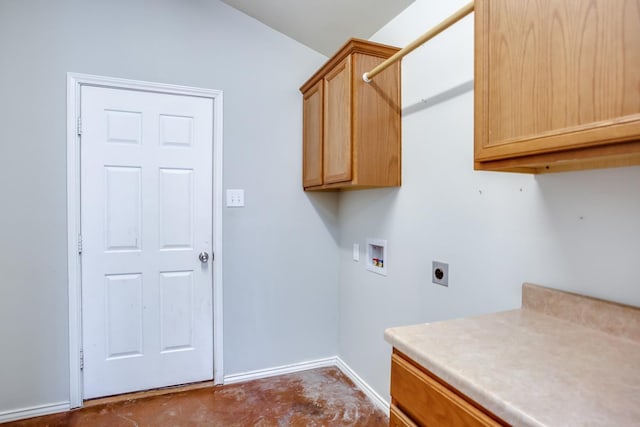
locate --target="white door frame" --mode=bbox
[66,73,224,408]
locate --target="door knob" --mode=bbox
[199,252,209,263]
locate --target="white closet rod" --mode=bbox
[363,1,475,82]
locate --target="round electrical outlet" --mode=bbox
[432,261,449,286]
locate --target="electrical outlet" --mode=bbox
[432,261,449,286]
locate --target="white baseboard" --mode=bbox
[223,356,337,384]
[223,356,390,415]
[0,401,69,423]
[335,357,390,414]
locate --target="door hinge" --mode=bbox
[80,350,84,370]
[77,116,82,136]
[78,234,83,255]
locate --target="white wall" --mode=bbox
[337,0,640,402]
[0,0,339,415]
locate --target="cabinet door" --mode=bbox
[475,0,640,162]
[323,56,352,184]
[302,80,324,188]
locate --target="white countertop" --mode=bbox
[384,284,640,426]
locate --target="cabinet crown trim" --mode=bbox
[299,38,399,93]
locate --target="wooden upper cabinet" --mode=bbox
[300,38,401,190]
[475,0,640,173]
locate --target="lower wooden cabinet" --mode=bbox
[390,350,507,427]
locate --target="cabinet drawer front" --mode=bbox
[391,353,503,427]
[390,404,419,427]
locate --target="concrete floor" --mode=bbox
[4,367,388,426]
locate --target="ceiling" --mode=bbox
[221,0,415,57]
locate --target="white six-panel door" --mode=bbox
[80,86,213,399]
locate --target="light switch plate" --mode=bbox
[353,243,360,261]
[226,189,245,207]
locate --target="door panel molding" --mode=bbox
[66,73,224,408]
